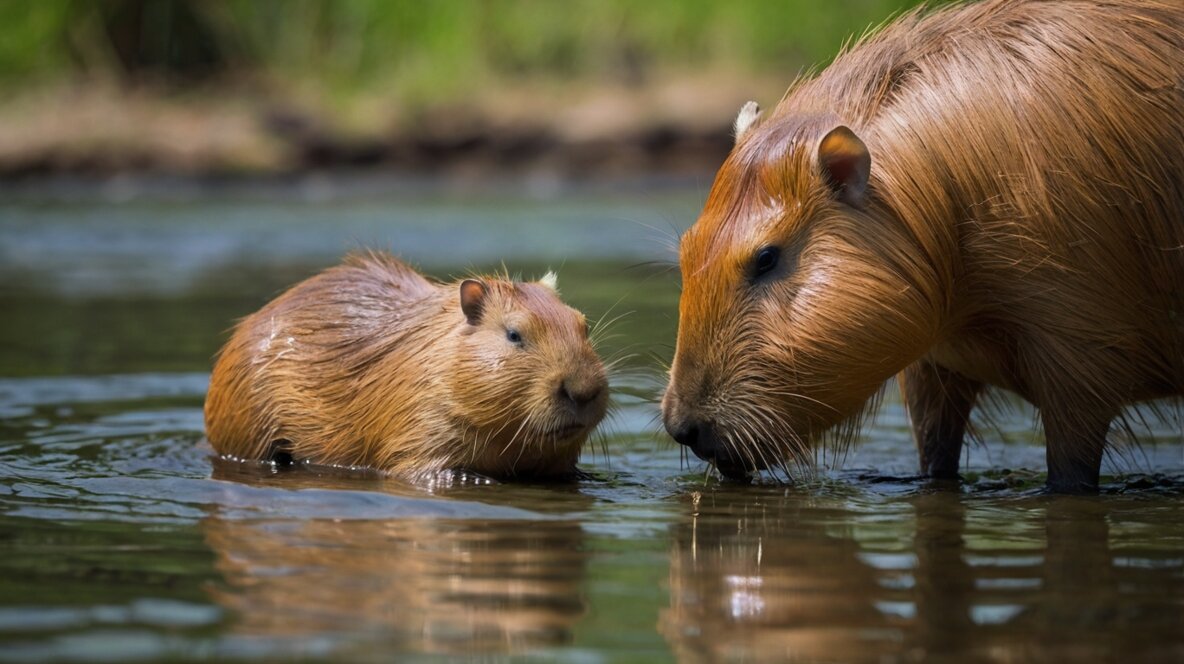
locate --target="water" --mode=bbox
[2,176,1183,662]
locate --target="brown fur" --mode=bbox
[204,252,608,480]
[662,0,1184,491]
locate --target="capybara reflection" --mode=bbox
[659,491,895,661]
[662,491,1184,661]
[205,252,607,480]
[203,516,588,655]
[662,0,1184,492]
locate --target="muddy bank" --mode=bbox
[0,77,776,181]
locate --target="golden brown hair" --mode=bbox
[205,252,608,479]
[663,0,1184,491]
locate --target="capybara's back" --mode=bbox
[205,254,432,454]
[205,252,608,480]
[662,0,1184,491]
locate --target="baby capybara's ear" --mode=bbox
[459,279,488,325]
[818,125,871,207]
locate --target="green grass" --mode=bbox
[1,0,935,105]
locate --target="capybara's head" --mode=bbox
[662,105,942,479]
[446,274,608,478]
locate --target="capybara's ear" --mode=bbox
[459,279,487,325]
[733,101,762,142]
[818,125,871,207]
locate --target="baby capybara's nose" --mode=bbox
[560,382,601,407]
[559,375,605,416]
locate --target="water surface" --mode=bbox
[2,177,1183,662]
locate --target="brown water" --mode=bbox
[2,177,1182,662]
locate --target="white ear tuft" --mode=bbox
[733,101,762,143]
[539,271,558,291]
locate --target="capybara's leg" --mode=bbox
[900,362,981,479]
[1042,407,1111,494]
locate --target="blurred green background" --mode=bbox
[2,1,928,94]
[0,0,935,177]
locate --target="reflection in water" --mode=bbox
[202,515,588,657]
[662,488,1184,662]
[660,491,903,662]
[910,491,974,658]
[1008,499,1184,661]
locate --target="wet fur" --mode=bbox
[665,0,1184,491]
[204,252,608,480]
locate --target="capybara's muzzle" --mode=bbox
[664,415,752,481]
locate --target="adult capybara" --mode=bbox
[205,252,608,480]
[662,0,1184,492]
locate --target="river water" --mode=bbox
[2,176,1182,662]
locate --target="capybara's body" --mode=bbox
[205,253,608,480]
[662,0,1184,491]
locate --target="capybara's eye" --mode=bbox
[753,245,781,279]
[506,328,523,345]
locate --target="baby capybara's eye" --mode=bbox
[506,329,523,345]
[753,246,781,279]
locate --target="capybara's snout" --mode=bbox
[663,391,751,481]
[556,361,608,424]
[559,379,605,414]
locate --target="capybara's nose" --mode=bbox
[665,418,700,450]
[559,378,604,412]
[665,416,719,462]
[668,420,750,480]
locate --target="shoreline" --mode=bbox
[0,168,717,205]
[0,76,776,186]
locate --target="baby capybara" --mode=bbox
[662,0,1183,492]
[205,252,608,480]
